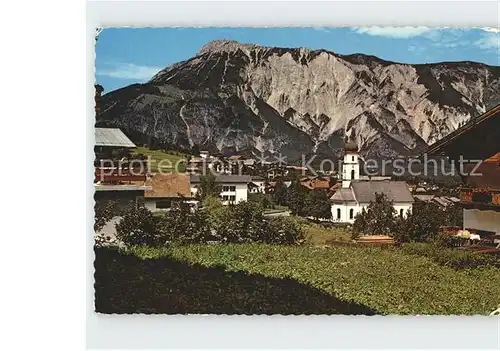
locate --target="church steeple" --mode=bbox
[341,140,359,188]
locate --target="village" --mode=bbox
[91,27,500,317]
[93,104,500,315]
[94,105,500,251]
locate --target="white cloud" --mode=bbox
[352,26,435,39]
[312,27,330,33]
[97,63,163,80]
[481,27,500,33]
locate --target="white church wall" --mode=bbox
[393,203,413,218]
[331,202,413,224]
[331,203,363,224]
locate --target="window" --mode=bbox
[351,169,355,180]
[337,208,341,219]
[222,186,229,192]
[349,209,354,219]
[229,186,236,192]
[400,209,404,217]
[229,195,236,202]
[222,195,229,201]
[156,200,172,209]
[352,156,355,162]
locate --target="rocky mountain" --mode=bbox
[96,39,500,161]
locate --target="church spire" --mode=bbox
[341,139,360,188]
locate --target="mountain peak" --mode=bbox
[198,40,262,55]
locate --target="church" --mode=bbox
[330,143,414,224]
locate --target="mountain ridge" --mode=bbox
[97,40,500,160]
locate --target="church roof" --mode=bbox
[331,181,414,204]
[330,188,356,203]
[344,142,358,152]
[351,180,414,203]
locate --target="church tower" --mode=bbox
[341,142,360,188]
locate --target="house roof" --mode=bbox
[227,155,245,161]
[251,176,265,181]
[462,162,500,189]
[95,128,136,148]
[300,178,330,190]
[485,152,500,163]
[330,188,356,203]
[351,180,414,203]
[427,104,500,156]
[94,184,151,192]
[190,174,252,184]
[144,173,191,198]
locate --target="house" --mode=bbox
[242,158,256,167]
[248,182,260,193]
[300,175,331,191]
[94,127,151,214]
[427,104,500,244]
[267,166,286,180]
[248,176,266,193]
[252,176,266,193]
[265,180,292,193]
[143,173,196,212]
[227,155,246,162]
[189,174,251,205]
[187,155,231,175]
[330,142,414,224]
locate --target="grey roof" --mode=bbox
[95,128,136,148]
[190,174,252,184]
[94,184,151,192]
[251,176,265,181]
[351,181,414,203]
[330,188,356,203]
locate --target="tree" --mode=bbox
[94,200,116,232]
[396,200,441,243]
[286,180,307,216]
[161,200,213,243]
[352,193,396,236]
[248,193,274,209]
[392,201,463,245]
[443,204,463,227]
[190,144,200,156]
[304,189,331,221]
[272,179,288,206]
[115,207,164,247]
[196,173,221,201]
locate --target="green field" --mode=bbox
[302,222,352,245]
[95,244,500,315]
[132,147,187,172]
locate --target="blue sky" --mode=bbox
[95,27,499,92]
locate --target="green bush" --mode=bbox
[401,243,500,269]
[156,202,214,244]
[267,217,305,245]
[114,200,304,247]
[115,206,164,247]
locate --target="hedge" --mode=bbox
[94,244,500,315]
